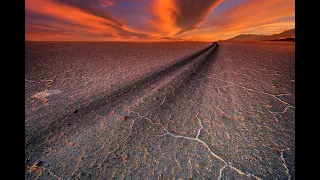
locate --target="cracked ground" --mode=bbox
[25,41,295,180]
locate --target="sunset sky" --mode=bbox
[25,0,295,42]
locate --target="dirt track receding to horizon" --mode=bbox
[25,41,295,180]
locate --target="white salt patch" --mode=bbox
[32,90,62,99]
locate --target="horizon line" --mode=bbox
[25,40,217,43]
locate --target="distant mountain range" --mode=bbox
[225,29,295,41]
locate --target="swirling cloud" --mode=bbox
[25,0,294,41]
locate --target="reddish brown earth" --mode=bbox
[25,41,295,179]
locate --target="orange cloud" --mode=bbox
[152,0,224,36]
[151,0,181,36]
[25,0,152,41]
[25,0,294,41]
[25,0,119,36]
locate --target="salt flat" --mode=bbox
[25,41,295,180]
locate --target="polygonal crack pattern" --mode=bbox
[25,41,295,179]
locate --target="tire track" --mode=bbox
[25,43,219,171]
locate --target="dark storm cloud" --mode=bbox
[174,0,223,34]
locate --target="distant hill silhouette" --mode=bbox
[226,29,295,41]
[263,37,295,42]
[226,34,266,41]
